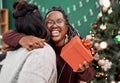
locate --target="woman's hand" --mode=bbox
[19,36,45,51]
[73,61,89,72]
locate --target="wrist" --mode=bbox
[18,35,27,46]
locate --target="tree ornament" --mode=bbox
[101,59,112,71]
[86,35,92,40]
[102,6,108,12]
[92,22,98,29]
[98,59,106,66]
[117,73,120,81]
[96,72,105,77]
[104,16,110,22]
[94,42,100,49]
[108,7,113,14]
[114,31,120,44]
[97,11,102,21]
[100,24,107,30]
[93,53,100,61]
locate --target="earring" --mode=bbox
[64,34,69,44]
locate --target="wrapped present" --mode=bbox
[60,35,93,71]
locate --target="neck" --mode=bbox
[53,36,69,47]
[54,41,64,47]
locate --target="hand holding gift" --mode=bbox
[60,35,93,71]
[73,61,89,72]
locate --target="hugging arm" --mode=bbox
[3,30,26,48]
[3,30,45,51]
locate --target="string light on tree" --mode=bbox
[99,0,111,8]
[110,75,115,83]
[99,41,108,49]
[110,81,116,83]
[102,0,111,8]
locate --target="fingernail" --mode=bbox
[84,61,86,64]
[79,64,82,67]
[73,70,76,72]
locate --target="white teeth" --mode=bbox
[51,31,59,36]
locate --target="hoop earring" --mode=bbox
[64,34,69,44]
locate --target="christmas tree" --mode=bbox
[86,0,120,82]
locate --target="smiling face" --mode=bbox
[46,11,68,46]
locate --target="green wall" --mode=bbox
[3,0,99,37]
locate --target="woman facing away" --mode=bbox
[3,6,95,83]
[0,1,57,83]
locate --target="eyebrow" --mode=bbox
[46,18,65,21]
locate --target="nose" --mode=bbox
[49,23,58,30]
[52,22,58,27]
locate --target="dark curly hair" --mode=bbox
[13,1,50,42]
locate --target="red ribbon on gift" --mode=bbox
[81,38,92,49]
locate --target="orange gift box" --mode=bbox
[60,35,93,71]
